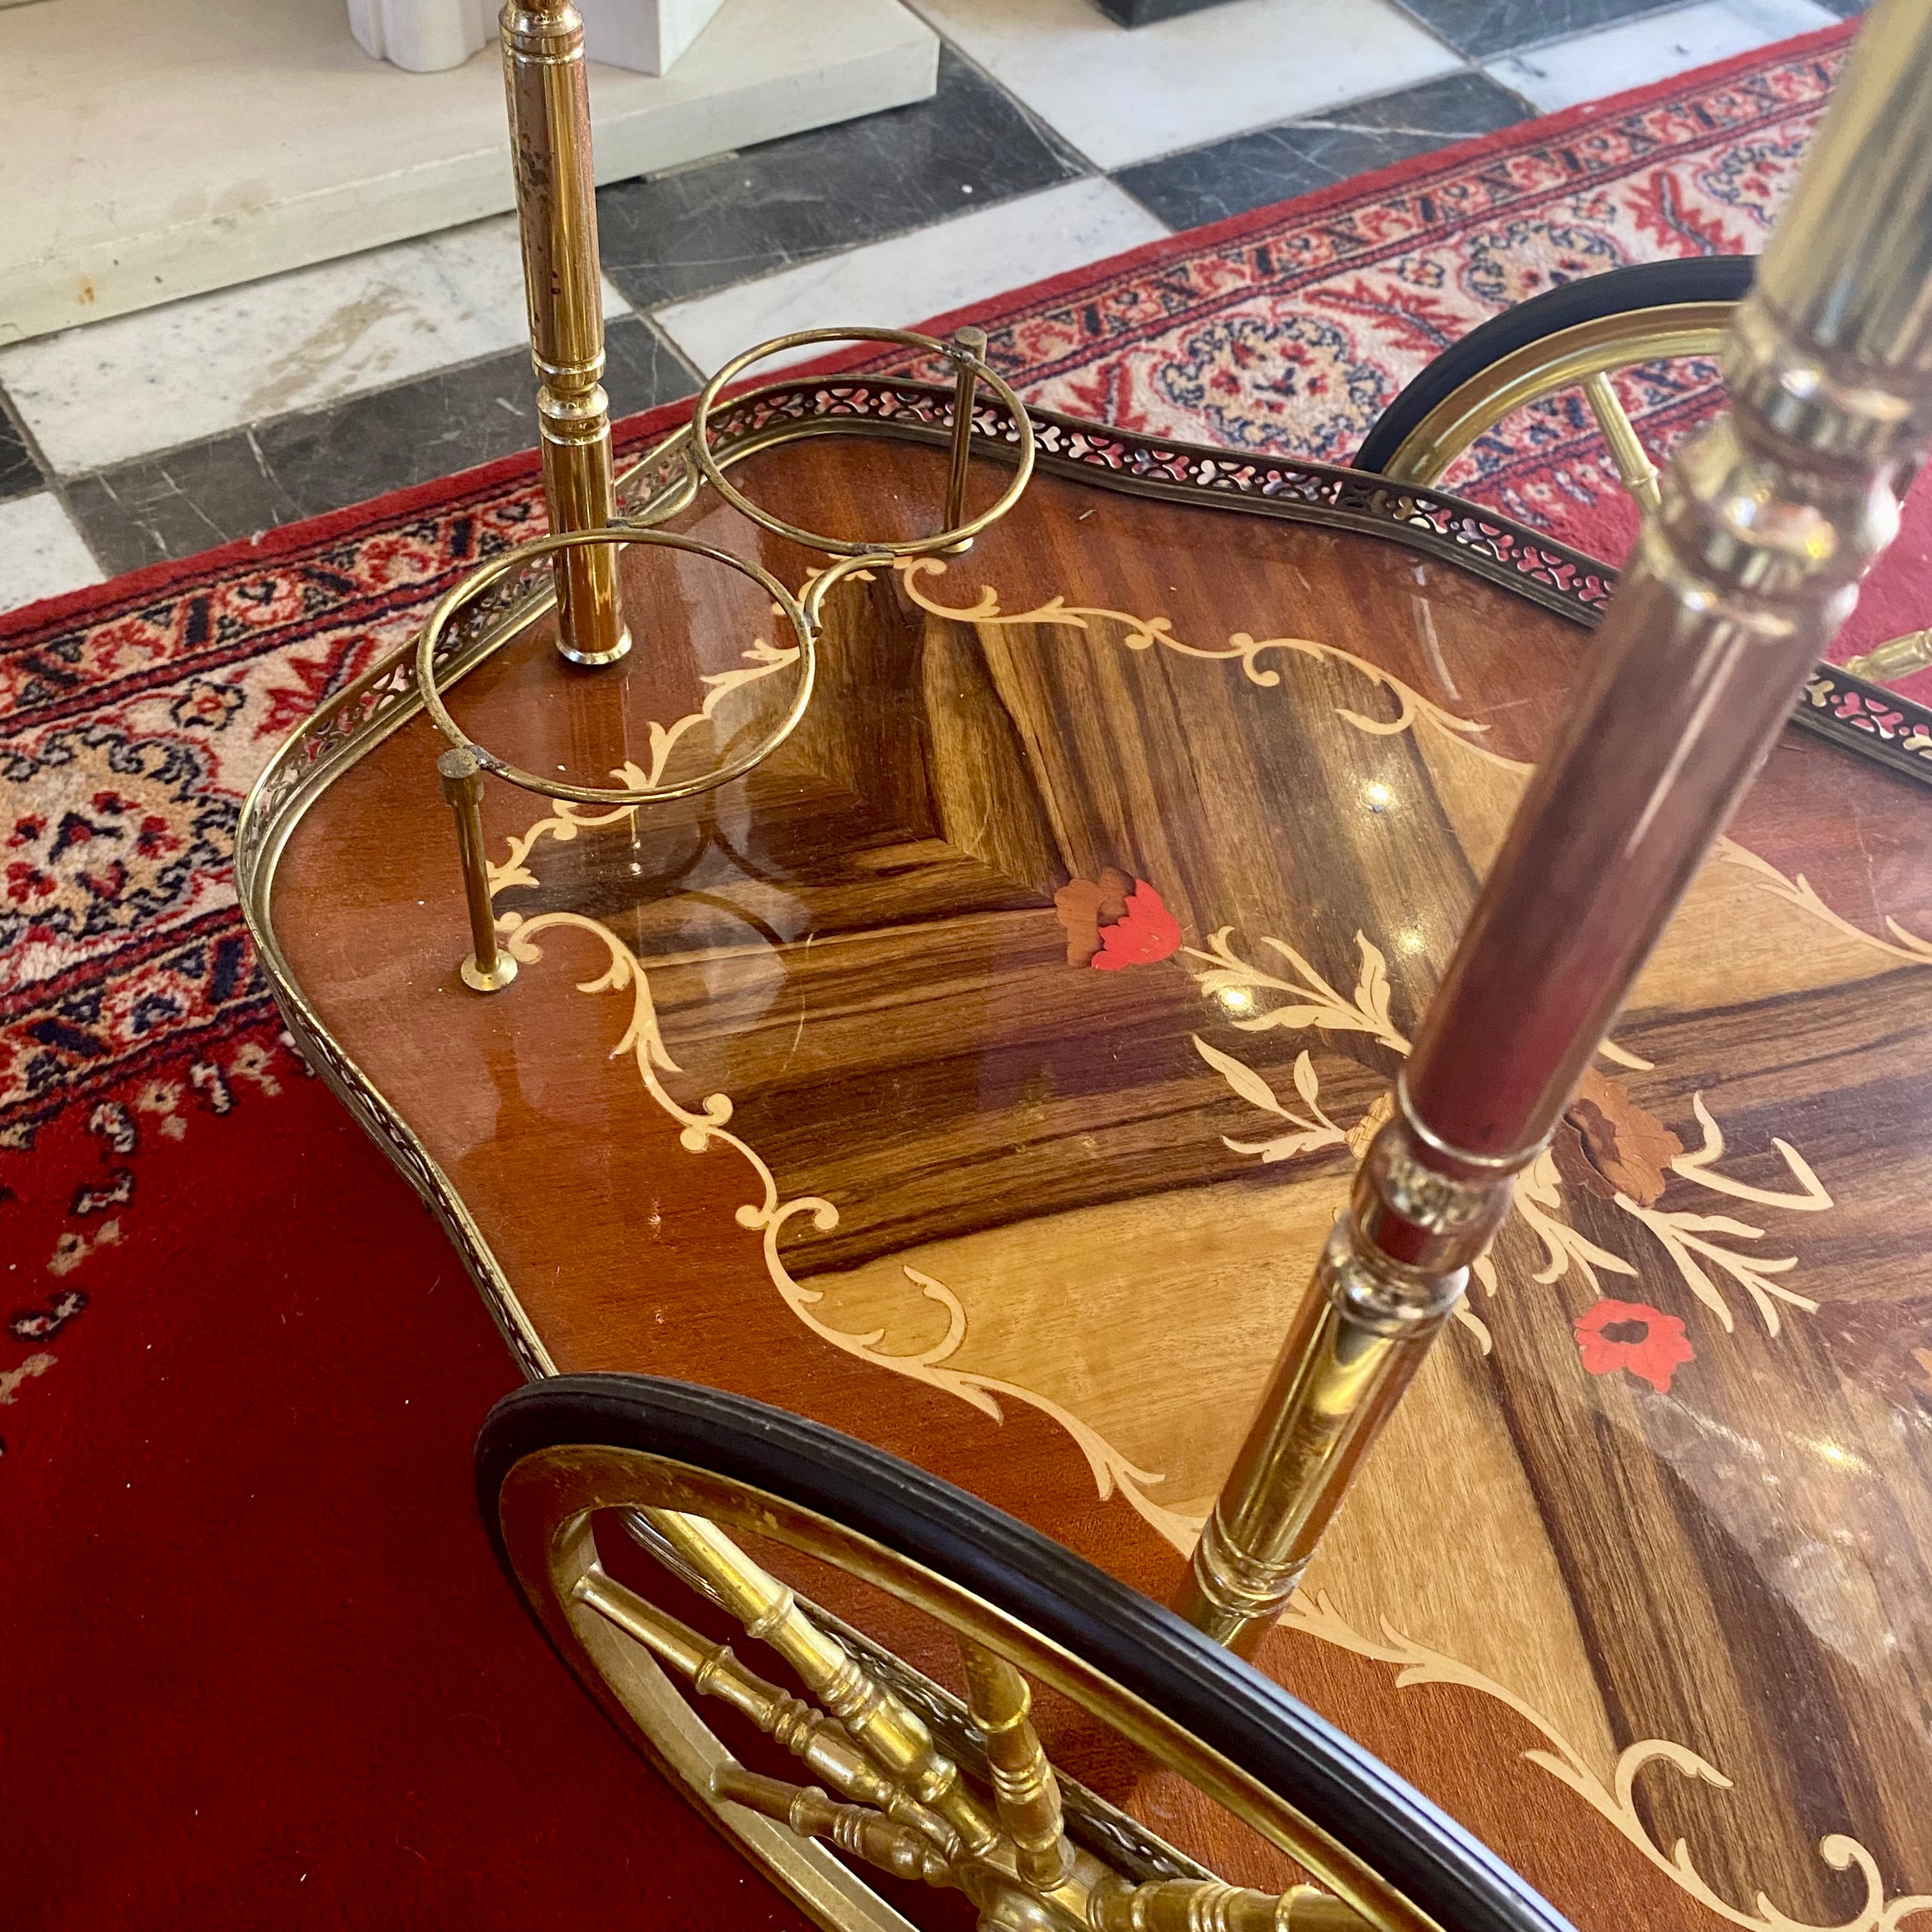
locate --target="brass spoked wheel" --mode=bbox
[1353,254,1756,515]
[1354,254,1932,688]
[479,1377,1572,1932]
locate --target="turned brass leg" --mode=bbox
[501,0,630,667]
[959,1641,1072,1891]
[1181,1096,1519,1648]
[438,747,518,993]
[1191,0,1932,1655]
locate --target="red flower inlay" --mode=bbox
[1574,1298,1694,1393]
[1052,871,1181,970]
[1092,881,1181,970]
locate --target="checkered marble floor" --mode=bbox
[0,0,1855,615]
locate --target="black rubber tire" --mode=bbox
[1352,254,1758,477]
[479,1374,1575,1932]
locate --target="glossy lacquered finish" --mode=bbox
[256,425,1932,1932]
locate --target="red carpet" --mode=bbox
[2,22,1885,1928]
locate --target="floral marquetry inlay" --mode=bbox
[1187,914,1841,1354]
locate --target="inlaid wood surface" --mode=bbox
[267,434,1932,1932]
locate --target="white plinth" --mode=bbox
[0,0,938,345]
[578,0,730,75]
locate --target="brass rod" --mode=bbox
[959,1641,1071,1890]
[710,1768,956,1889]
[644,1508,1004,1856]
[1090,1876,1364,1931]
[1843,627,1932,682]
[438,748,517,993]
[572,1565,961,1854]
[1179,1137,1498,1648]
[500,0,629,666]
[1581,371,1662,514]
[1187,0,1932,1652]
[943,326,988,543]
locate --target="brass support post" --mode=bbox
[1186,0,1932,1652]
[500,0,630,666]
[438,747,517,992]
[943,326,988,547]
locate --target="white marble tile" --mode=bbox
[655,177,1168,376]
[903,0,1460,172]
[0,217,634,479]
[0,493,104,614]
[1485,0,1837,112]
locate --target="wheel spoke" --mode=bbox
[1582,371,1662,514]
[713,1768,959,1890]
[494,1434,1436,1931]
[641,1507,1006,1857]
[574,1564,962,1853]
[1090,1876,1368,1931]
[960,1641,1074,1890]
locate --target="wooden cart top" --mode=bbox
[240,386,1932,1932]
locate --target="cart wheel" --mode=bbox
[479,1375,1570,1932]
[1353,255,1756,512]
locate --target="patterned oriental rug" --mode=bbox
[6,19,1908,1929]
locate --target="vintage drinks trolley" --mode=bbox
[236,6,1932,1928]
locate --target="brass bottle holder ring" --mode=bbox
[415,525,878,992]
[422,322,1041,992]
[415,526,834,809]
[689,325,1038,555]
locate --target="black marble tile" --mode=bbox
[595,49,1085,312]
[1116,72,1531,231]
[1094,0,1243,20]
[1393,0,1686,59]
[65,437,303,576]
[0,397,46,503]
[66,316,695,574]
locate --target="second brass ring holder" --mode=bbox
[415,325,1039,995]
[689,326,1037,554]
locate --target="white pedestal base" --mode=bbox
[348,0,730,75]
[345,0,494,72]
[1,0,935,345]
